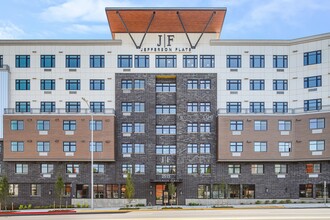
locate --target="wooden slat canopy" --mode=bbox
[105,8,227,39]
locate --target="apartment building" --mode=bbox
[0,8,329,206]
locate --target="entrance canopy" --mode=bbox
[105,8,227,39]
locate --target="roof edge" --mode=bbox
[105,7,227,11]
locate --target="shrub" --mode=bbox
[28,204,32,209]
[135,204,145,207]
[76,203,81,208]
[271,200,277,204]
[301,201,306,203]
[285,199,292,204]
[265,200,270,204]
[188,202,200,206]
[19,205,24,210]
[255,200,262,204]
[279,200,286,204]
[83,203,89,208]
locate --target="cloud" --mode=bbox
[0,21,25,39]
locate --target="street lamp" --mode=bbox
[82,97,94,210]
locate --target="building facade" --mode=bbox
[0,8,329,206]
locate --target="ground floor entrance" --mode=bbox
[155,183,177,205]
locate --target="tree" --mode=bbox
[54,176,65,209]
[0,176,10,210]
[125,172,135,205]
[167,182,176,206]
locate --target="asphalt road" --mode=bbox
[4,209,330,220]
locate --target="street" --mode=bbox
[3,208,330,220]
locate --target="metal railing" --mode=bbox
[4,108,115,115]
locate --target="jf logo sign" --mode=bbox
[140,34,192,52]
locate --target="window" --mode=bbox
[11,120,24,130]
[254,142,267,152]
[254,120,267,131]
[134,102,145,112]
[156,145,176,155]
[304,99,322,111]
[63,120,76,131]
[15,164,28,174]
[250,55,264,68]
[187,103,198,112]
[37,142,50,152]
[122,144,133,154]
[15,79,30,90]
[156,105,176,114]
[90,102,104,113]
[37,120,50,131]
[122,123,133,133]
[226,102,241,113]
[304,75,322,88]
[250,80,265,90]
[187,80,198,89]
[200,103,211,112]
[15,102,30,112]
[66,79,80,90]
[9,184,19,196]
[31,184,41,196]
[135,164,145,174]
[156,55,176,68]
[273,80,288,90]
[187,123,198,133]
[134,79,145,89]
[278,120,291,131]
[134,55,149,68]
[156,165,176,174]
[306,163,321,173]
[273,102,288,113]
[90,120,102,131]
[156,83,176,92]
[227,55,241,68]
[226,79,241,90]
[250,102,265,113]
[93,164,105,173]
[309,140,325,151]
[40,102,55,112]
[65,102,80,112]
[41,79,55,90]
[122,102,132,112]
[187,164,198,174]
[230,142,243,152]
[41,164,54,174]
[187,144,198,154]
[200,80,211,89]
[66,55,80,68]
[309,118,325,129]
[279,142,291,152]
[11,142,24,152]
[121,80,132,90]
[156,125,176,135]
[66,164,79,173]
[134,123,145,133]
[228,165,241,174]
[251,164,264,174]
[134,144,145,154]
[90,79,105,90]
[200,144,211,154]
[275,164,288,174]
[41,55,55,68]
[16,55,30,68]
[90,55,104,68]
[63,142,76,152]
[183,55,197,68]
[200,123,211,133]
[304,50,321,65]
[299,184,313,198]
[90,142,103,152]
[0,55,2,68]
[118,55,132,68]
[198,185,211,199]
[230,120,243,131]
[122,164,133,174]
[273,55,288,68]
[200,164,211,174]
[200,55,215,68]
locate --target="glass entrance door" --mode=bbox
[155,183,177,205]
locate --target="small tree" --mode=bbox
[54,176,65,209]
[167,182,176,206]
[0,176,10,210]
[125,172,135,205]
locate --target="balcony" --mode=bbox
[4,108,115,115]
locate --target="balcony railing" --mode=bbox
[217,105,330,115]
[4,108,115,115]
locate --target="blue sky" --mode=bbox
[0,0,329,40]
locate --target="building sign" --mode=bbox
[140,34,192,53]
